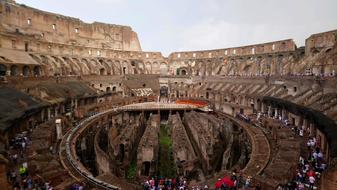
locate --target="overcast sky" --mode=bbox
[16,0,337,55]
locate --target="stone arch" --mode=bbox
[98,59,111,75]
[112,86,117,92]
[256,98,262,111]
[145,62,152,74]
[198,61,206,76]
[113,60,121,75]
[62,57,80,75]
[22,65,31,76]
[121,61,132,75]
[81,58,95,74]
[160,86,168,97]
[137,62,145,74]
[99,68,106,75]
[106,87,111,92]
[52,56,71,76]
[160,62,168,75]
[206,60,212,76]
[276,54,284,75]
[39,55,56,76]
[33,65,42,76]
[227,59,237,75]
[90,59,101,74]
[142,161,151,176]
[152,62,159,74]
[181,69,187,75]
[73,58,89,75]
[0,64,7,76]
[101,59,113,75]
[10,65,19,76]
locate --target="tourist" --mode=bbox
[308,175,315,190]
[244,176,251,189]
[299,128,304,137]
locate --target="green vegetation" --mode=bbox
[157,124,176,178]
[126,158,137,179]
[159,124,172,147]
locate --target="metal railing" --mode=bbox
[64,109,120,190]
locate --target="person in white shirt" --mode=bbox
[299,129,304,137]
[309,176,315,190]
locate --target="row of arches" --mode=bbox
[28,54,172,76]
[219,54,295,76]
[3,51,319,77]
[0,64,42,77]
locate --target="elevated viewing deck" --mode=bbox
[116,102,199,111]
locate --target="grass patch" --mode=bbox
[157,124,176,178]
[126,158,137,179]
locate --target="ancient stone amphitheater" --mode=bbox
[0,0,337,189]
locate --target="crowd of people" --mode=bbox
[269,113,328,190]
[277,136,327,190]
[238,111,329,190]
[141,171,262,190]
[143,177,194,190]
[5,129,57,190]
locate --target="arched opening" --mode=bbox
[160,86,168,97]
[256,99,262,111]
[134,68,138,74]
[181,69,187,75]
[25,42,29,52]
[123,67,126,75]
[196,69,200,76]
[119,144,125,162]
[142,161,151,176]
[22,66,31,77]
[33,66,42,76]
[160,63,168,75]
[0,64,7,76]
[106,87,111,92]
[99,68,105,75]
[10,65,18,76]
[112,86,117,92]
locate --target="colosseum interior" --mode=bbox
[0,0,337,189]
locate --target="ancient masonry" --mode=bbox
[0,0,337,190]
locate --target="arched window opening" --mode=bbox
[33,66,41,76]
[0,64,7,76]
[23,66,31,76]
[10,65,18,76]
[99,68,105,75]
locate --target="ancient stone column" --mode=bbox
[268,106,272,117]
[41,109,45,122]
[274,108,278,118]
[47,108,51,120]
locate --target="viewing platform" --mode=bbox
[116,102,200,111]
